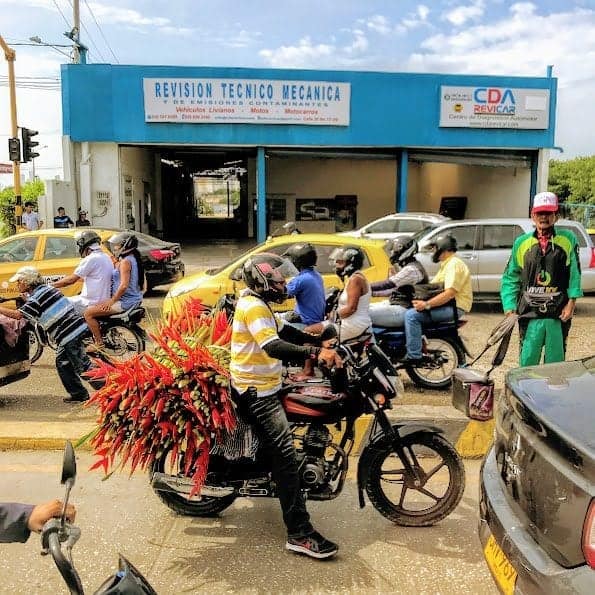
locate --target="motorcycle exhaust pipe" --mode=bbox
[151,472,235,498]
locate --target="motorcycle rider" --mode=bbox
[369,238,428,328]
[282,242,326,380]
[52,230,114,315]
[306,246,372,342]
[84,232,144,349]
[404,234,473,363]
[231,253,341,559]
[1,500,76,543]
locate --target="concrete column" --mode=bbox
[529,149,550,214]
[397,149,409,212]
[79,141,92,215]
[256,147,267,242]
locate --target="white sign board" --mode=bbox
[440,86,550,129]
[143,78,351,126]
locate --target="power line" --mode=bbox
[83,0,119,63]
[51,0,72,29]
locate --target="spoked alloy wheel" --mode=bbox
[150,448,236,517]
[405,338,464,390]
[365,432,465,526]
[101,324,144,361]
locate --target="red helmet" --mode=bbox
[241,253,297,303]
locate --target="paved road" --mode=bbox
[0,451,495,595]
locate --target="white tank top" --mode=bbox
[338,272,372,340]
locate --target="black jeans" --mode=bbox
[242,388,313,539]
[56,336,92,400]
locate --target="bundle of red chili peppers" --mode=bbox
[83,297,236,496]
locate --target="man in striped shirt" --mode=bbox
[231,253,341,560]
[0,266,95,403]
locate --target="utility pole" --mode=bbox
[0,33,23,230]
[72,0,81,64]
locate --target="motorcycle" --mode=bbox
[324,286,469,390]
[25,305,147,364]
[40,441,156,594]
[150,340,465,527]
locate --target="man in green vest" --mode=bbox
[501,192,583,366]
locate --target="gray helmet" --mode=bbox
[108,232,138,258]
[388,237,419,266]
[428,233,457,263]
[330,246,364,280]
[75,230,101,256]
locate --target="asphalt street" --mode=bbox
[0,451,495,595]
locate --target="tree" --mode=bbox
[0,179,45,237]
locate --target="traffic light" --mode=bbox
[21,127,40,162]
[8,137,21,162]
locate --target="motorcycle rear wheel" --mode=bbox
[150,449,237,517]
[405,337,465,390]
[365,432,465,526]
[101,324,145,361]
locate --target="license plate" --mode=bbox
[484,533,518,595]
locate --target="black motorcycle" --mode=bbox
[150,341,465,527]
[25,306,147,363]
[41,441,156,594]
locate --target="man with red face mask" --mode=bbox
[501,192,583,366]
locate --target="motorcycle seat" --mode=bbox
[107,306,145,322]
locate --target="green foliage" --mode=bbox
[0,179,45,237]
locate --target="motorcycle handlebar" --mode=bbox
[43,523,84,595]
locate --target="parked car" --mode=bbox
[413,218,595,300]
[340,212,449,241]
[0,228,184,302]
[479,355,595,594]
[163,233,391,315]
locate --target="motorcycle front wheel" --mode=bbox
[25,328,44,364]
[365,432,465,526]
[405,337,465,390]
[150,449,236,517]
[101,324,145,361]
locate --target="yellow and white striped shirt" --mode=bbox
[230,294,284,397]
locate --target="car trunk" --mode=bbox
[495,357,595,568]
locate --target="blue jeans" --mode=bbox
[56,336,93,400]
[405,306,465,358]
[240,388,314,539]
[369,302,407,328]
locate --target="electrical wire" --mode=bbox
[51,0,72,29]
[83,0,119,63]
[64,0,107,62]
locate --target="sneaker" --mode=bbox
[286,531,338,559]
[63,395,89,403]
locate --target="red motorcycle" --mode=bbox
[150,342,465,527]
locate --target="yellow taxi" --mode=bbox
[163,233,392,315]
[0,228,115,301]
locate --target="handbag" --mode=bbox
[519,290,565,317]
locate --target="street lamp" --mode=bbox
[28,36,72,58]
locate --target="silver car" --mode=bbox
[340,212,449,241]
[415,218,595,299]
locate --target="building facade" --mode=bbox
[57,64,557,241]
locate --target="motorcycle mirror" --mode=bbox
[61,440,77,486]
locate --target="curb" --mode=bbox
[0,405,494,458]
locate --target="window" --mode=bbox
[557,224,587,248]
[397,219,426,233]
[43,237,79,260]
[424,225,476,251]
[0,237,37,262]
[481,225,524,250]
[267,243,370,274]
[366,219,399,234]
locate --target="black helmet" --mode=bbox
[330,246,364,280]
[241,253,298,304]
[428,233,457,263]
[75,230,101,257]
[108,232,138,258]
[283,242,317,270]
[388,237,419,266]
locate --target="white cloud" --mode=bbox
[443,0,485,27]
[259,37,335,69]
[366,15,391,35]
[401,3,432,30]
[345,30,369,54]
[409,3,595,156]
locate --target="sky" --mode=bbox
[1,0,595,185]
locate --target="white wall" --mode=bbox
[120,146,155,233]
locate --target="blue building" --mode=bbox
[56,63,557,241]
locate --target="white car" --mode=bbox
[341,212,449,241]
[414,218,595,300]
